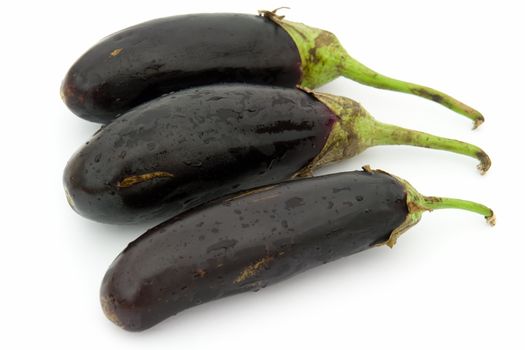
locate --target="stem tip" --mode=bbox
[486,213,496,226]
[476,150,491,175]
[473,115,485,130]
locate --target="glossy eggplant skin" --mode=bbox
[64,85,336,224]
[61,14,301,123]
[101,171,408,331]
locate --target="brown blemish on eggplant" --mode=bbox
[110,48,123,57]
[100,295,123,328]
[61,81,85,104]
[234,256,274,284]
[193,269,207,278]
[117,171,175,188]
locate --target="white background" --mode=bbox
[1,0,523,349]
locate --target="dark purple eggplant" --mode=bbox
[61,10,483,126]
[100,167,494,331]
[63,85,490,224]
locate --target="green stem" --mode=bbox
[362,119,491,174]
[340,53,484,129]
[422,196,495,222]
[309,92,491,175]
[377,167,495,248]
[264,13,484,129]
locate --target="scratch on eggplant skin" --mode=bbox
[117,171,175,188]
[110,48,123,57]
[251,193,280,202]
[225,186,276,202]
[234,256,274,284]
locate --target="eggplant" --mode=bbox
[100,167,494,331]
[61,10,483,126]
[63,84,490,224]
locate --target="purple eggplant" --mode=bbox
[61,11,483,126]
[100,167,494,331]
[63,84,490,224]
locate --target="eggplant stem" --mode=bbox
[362,119,491,174]
[374,169,495,248]
[422,196,495,225]
[267,15,483,128]
[380,171,495,248]
[340,53,484,129]
[310,92,491,175]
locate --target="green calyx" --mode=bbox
[305,91,491,175]
[261,10,345,88]
[362,165,495,248]
[261,10,484,128]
